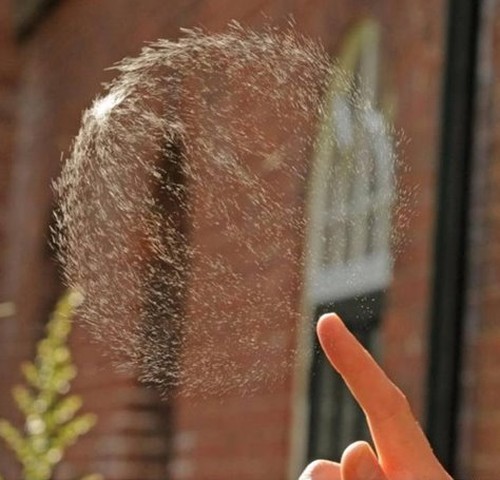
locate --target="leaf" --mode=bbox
[53,414,96,450]
[46,395,83,431]
[0,419,26,459]
[13,385,36,417]
[21,362,40,390]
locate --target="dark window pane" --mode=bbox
[307,292,383,462]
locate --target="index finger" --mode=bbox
[317,313,449,477]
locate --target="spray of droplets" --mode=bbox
[53,24,403,397]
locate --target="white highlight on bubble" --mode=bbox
[92,92,124,120]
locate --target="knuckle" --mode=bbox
[377,385,412,422]
[393,387,411,412]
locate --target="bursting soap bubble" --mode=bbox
[53,24,404,398]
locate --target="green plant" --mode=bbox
[0,291,102,480]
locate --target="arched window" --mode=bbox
[306,19,394,304]
[304,19,395,462]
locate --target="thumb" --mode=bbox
[341,441,387,480]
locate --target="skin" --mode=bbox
[299,313,453,480]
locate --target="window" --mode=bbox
[304,19,394,462]
[305,19,394,305]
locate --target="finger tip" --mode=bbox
[340,440,372,463]
[341,441,384,480]
[317,312,343,338]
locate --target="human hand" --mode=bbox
[299,313,453,480]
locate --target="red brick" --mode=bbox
[0,1,465,479]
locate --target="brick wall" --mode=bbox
[0,1,189,478]
[0,1,455,480]
[383,0,446,420]
[168,5,447,480]
[0,0,20,476]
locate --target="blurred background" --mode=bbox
[0,0,495,479]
